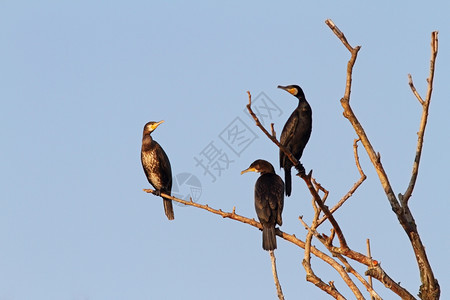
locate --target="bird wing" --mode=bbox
[279,110,299,167]
[275,176,284,226]
[255,175,284,225]
[154,143,172,194]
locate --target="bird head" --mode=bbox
[277,85,305,99]
[144,120,164,134]
[241,159,275,175]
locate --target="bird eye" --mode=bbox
[288,88,298,95]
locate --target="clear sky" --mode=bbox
[1,1,448,299]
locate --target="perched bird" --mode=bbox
[141,120,174,220]
[241,159,284,251]
[278,85,312,197]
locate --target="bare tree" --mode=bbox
[144,20,440,299]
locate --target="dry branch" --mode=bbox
[326,18,440,299]
[317,138,366,226]
[145,188,406,298]
[402,31,438,205]
[143,188,368,292]
[269,250,285,300]
[246,84,411,298]
[302,177,349,299]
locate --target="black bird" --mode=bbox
[141,120,174,220]
[241,159,284,251]
[278,85,312,197]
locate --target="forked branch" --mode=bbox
[401,31,439,205]
[326,18,440,299]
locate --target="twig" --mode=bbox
[407,74,424,105]
[269,250,285,300]
[366,239,375,300]
[312,178,329,204]
[271,123,276,139]
[317,138,366,226]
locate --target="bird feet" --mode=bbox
[295,163,306,175]
[153,189,162,196]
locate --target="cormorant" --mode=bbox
[241,159,284,251]
[141,120,174,220]
[278,85,312,197]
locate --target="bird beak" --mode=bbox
[277,85,297,96]
[241,167,257,175]
[151,120,165,130]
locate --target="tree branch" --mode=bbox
[407,74,424,105]
[366,239,375,300]
[401,31,439,205]
[366,266,416,300]
[326,19,440,299]
[246,91,350,250]
[302,179,348,299]
[269,250,285,300]
[317,138,366,226]
[325,19,401,215]
[144,189,378,298]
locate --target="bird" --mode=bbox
[241,159,284,251]
[278,84,312,197]
[141,120,174,220]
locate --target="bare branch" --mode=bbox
[408,74,424,105]
[317,138,366,226]
[301,179,348,299]
[336,254,382,300]
[402,31,439,205]
[145,188,382,297]
[366,265,416,300]
[269,250,285,300]
[304,220,415,300]
[144,188,328,262]
[366,239,375,300]
[327,18,440,299]
[300,217,361,299]
[270,123,276,139]
[325,19,354,53]
[325,19,400,215]
[145,184,407,298]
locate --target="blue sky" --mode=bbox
[1,1,448,299]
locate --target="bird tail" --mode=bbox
[163,199,175,220]
[284,168,292,197]
[262,226,277,251]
